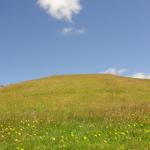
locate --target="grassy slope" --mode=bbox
[0,74,150,150]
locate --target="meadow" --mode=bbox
[0,74,150,150]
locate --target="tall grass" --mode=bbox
[0,74,150,149]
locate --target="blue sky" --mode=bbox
[1,0,150,84]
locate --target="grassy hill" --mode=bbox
[0,74,150,150]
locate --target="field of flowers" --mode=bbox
[0,74,150,149]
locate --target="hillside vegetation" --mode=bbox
[0,74,150,150]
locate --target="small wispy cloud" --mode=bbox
[131,73,150,79]
[100,68,128,75]
[61,27,86,35]
[37,0,82,22]
[99,68,150,79]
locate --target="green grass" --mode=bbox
[0,74,150,150]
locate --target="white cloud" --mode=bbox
[100,68,127,75]
[131,73,150,79]
[62,27,86,35]
[37,0,82,21]
[99,68,150,80]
